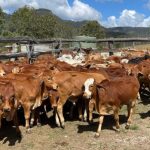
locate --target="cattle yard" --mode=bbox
[0,38,150,150]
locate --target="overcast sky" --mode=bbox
[0,0,150,27]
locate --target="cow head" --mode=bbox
[12,66,20,74]
[83,78,95,99]
[43,76,58,90]
[0,68,6,76]
[49,90,59,108]
[0,82,16,121]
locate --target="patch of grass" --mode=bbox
[130,124,139,130]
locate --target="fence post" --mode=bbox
[108,41,114,56]
[27,41,34,64]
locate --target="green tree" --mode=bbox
[80,20,105,38]
[0,7,5,35]
[9,6,57,38]
[9,6,35,36]
[30,14,56,38]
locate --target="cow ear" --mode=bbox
[99,79,109,85]
[96,79,109,89]
[138,72,144,78]
[96,84,104,88]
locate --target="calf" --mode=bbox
[83,76,140,137]
[0,81,21,136]
[45,71,109,128]
[1,74,48,133]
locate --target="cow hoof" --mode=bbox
[26,128,32,134]
[125,124,130,129]
[94,133,100,138]
[61,124,65,129]
[56,123,61,127]
[115,128,120,132]
[37,123,42,127]
[79,117,84,122]
[83,117,87,122]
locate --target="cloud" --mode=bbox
[1,1,150,27]
[105,16,118,27]
[0,0,101,21]
[103,9,150,27]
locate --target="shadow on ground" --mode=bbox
[77,114,127,133]
[0,120,22,146]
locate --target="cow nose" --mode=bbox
[83,93,86,97]
[3,108,11,113]
[83,92,91,99]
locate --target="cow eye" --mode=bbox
[90,85,94,88]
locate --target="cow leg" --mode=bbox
[13,111,21,137]
[78,100,83,121]
[69,102,76,119]
[56,98,66,128]
[95,115,104,138]
[125,100,136,129]
[89,99,95,124]
[23,104,31,133]
[83,100,89,122]
[114,108,120,131]
[137,92,141,101]
[35,107,42,127]
[30,110,35,128]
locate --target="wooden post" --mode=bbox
[27,41,34,64]
[132,41,135,48]
[108,41,114,56]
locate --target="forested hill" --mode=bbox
[106,27,150,38]
[0,7,150,39]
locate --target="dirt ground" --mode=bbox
[0,93,150,150]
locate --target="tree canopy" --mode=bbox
[80,21,105,38]
[0,7,106,39]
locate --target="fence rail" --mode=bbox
[0,37,150,61]
[1,37,150,44]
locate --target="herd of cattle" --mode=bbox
[0,48,149,138]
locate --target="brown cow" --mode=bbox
[83,76,140,137]
[0,80,21,136]
[1,74,48,133]
[45,71,109,128]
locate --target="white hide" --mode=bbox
[121,59,129,64]
[84,78,94,99]
[57,53,85,66]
